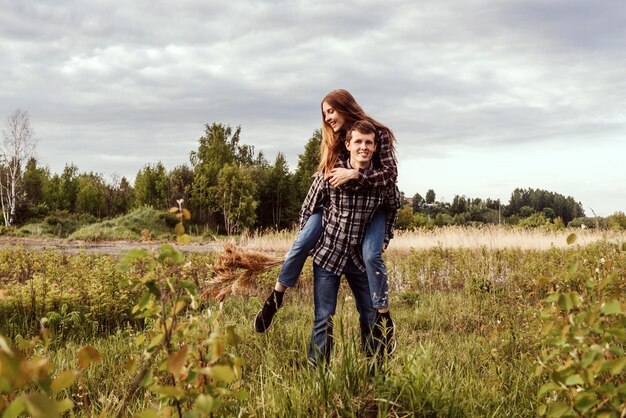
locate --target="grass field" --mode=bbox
[0,228,624,417]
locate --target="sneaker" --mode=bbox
[254,292,279,332]
[375,312,397,356]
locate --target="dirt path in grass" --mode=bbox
[0,237,223,255]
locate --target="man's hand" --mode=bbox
[328,168,358,188]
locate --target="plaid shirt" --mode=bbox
[340,128,397,189]
[299,159,401,275]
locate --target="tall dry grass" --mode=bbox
[239,225,626,253]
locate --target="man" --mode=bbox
[301,120,400,365]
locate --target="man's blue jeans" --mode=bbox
[308,260,377,365]
[277,208,389,309]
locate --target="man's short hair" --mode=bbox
[348,120,377,141]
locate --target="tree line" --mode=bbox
[3,109,623,234]
[2,110,321,234]
[397,187,594,229]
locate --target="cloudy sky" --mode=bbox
[2,0,625,216]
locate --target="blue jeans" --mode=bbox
[278,208,389,309]
[277,211,323,288]
[308,261,377,365]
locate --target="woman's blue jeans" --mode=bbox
[308,261,377,365]
[277,208,389,309]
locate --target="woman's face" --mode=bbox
[322,101,345,133]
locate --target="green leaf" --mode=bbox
[77,345,102,369]
[56,398,73,413]
[195,394,215,414]
[136,409,159,418]
[145,281,161,298]
[139,369,153,387]
[558,293,574,313]
[545,293,560,303]
[546,401,570,418]
[148,334,164,350]
[182,209,191,220]
[135,290,151,312]
[235,388,249,401]
[209,365,236,383]
[609,357,626,375]
[566,233,576,245]
[169,207,179,213]
[139,369,152,388]
[601,300,622,315]
[605,327,626,339]
[2,396,26,418]
[172,300,187,315]
[119,248,150,268]
[574,393,597,413]
[567,262,578,274]
[50,370,75,394]
[158,244,184,264]
[564,374,584,386]
[177,234,191,245]
[536,404,547,416]
[174,222,185,236]
[0,377,11,393]
[149,384,185,398]
[22,393,61,418]
[582,350,599,368]
[226,325,241,346]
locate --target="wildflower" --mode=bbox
[595,268,600,273]
[600,257,605,265]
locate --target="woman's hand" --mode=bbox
[328,168,359,188]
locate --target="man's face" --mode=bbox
[345,130,376,165]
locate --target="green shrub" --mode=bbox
[536,234,626,417]
[607,212,626,231]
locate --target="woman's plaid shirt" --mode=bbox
[299,160,401,276]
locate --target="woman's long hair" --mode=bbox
[318,89,395,176]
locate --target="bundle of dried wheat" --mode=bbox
[205,243,284,301]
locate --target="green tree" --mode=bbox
[59,164,80,212]
[190,123,256,226]
[167,165,194,209]
[607,211,626,230]
[103,175,133,217]
[411,192,424,212]
[425,189,436,204]
[292,130,321,204]
[395,205,414,230]
[216,164,257,235]
[451,195,467,215]
[17,157,51,221]
[134,162,169,209]
[257,153,295,228]
[76,173,106,217]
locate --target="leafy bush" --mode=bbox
[568,217,608,229]
[519,212,551,229]
[536,234,626,417]
[607,212,626,231]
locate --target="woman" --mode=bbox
[254,89,398,352]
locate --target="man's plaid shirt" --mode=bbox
[299,159,401,276]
